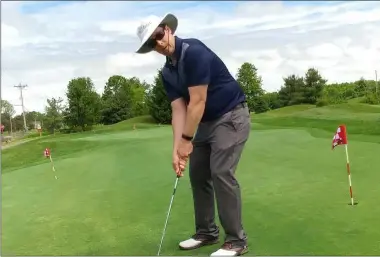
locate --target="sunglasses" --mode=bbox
[144,25,166,49]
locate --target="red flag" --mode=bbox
[44,148,51,158]
[331,125,356,205]
[332,125,348,149]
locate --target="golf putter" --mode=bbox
[157,175,180,256]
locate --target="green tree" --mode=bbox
[303,67,327,104]
[278,74,305,106]
[130,78,149,117]
[44,97,64,134]
[101,75,130,125]
[12,114,24,132]
[361,79,380,105]
[101,75,149,125]
[24,111,45,130]
[236,62,267,113]
[253,96,270,113]
[64,77,101,131]
[263,92,283,110]
[354,77,367,97]
[146,69,172,124]
[317,84,347,106]
[1,99,16,134]
[1,99,15,116]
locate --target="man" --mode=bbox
[135,13,251,256]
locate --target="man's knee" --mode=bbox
[211,170,240,191]
[209,141,246,191]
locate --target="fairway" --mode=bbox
[2,124,380,256]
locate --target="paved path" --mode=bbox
[1,137,39,150]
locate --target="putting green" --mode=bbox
[2,126,380,256]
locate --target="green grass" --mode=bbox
[2,103,380,256]
[90,115,160,134]
[252,103,380,139]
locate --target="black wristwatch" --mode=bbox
[182,133,193,141]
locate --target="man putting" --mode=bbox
[135,13,251,256]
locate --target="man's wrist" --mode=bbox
[181,133,193,141]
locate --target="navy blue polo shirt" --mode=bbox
[162,36,246,122]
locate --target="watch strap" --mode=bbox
[181,134,193,141]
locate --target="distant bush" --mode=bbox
[361,92,380,105]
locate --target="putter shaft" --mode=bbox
[157,176,179,256]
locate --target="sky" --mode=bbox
[2,1,380,115]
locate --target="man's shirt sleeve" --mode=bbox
[184,45,212,87]
[162,72,182,102]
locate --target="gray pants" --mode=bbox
[189,102,251,247]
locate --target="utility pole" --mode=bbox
[14,83,28,132]
[375,70,378,94]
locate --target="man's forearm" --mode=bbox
[182,100,205,138]
[172,106,187,153]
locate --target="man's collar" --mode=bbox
[166,36,183,67]
[173,36,183,60]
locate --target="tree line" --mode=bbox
[1,62,379,135]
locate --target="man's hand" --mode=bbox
[178,156,188,174]
[172,147,189,177]
[172,152,183,177]
[177,138,193,170]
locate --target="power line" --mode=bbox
[14,83,28,132]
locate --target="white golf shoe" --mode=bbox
[210,242,248,256]
[179,235,219,250]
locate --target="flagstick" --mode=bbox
[344,144,354,205]
[49,155,58,180]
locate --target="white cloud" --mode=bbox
[231,49,284,70]
[1,23,22,48]
[1,1,380,115]
[306,43,343,59]
[105,52,161,83]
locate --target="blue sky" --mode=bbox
[18,1,239,18]
[19,0,341,15]
[282,1,344,7]
[20,1,74,14]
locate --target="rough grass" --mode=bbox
[2,103,380,256]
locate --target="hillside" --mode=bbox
[251,103,380,143]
